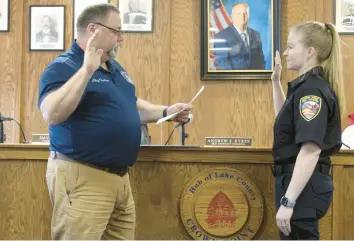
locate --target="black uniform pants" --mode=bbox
[275,171,333,240]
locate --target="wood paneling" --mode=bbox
[0,160,51,239]
[0,0,353,147]
[21,0,74,143]
[333,165,354,239]
[1,145,344,239]
[169,0,275,147]
[281,0,354,130]
[167,0,354,147]
[118,0,171,143]
[130,162,279,239]
[0,0,23,143]
[0,0,353,237]
[131,162,332,239]
[13,0,171,144]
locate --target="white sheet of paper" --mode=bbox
[156,86,205,125]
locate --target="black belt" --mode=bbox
[49,151,129,177]
[272,163,331,176]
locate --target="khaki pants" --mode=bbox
[46,156,135,240]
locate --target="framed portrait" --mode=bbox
[334,0,354,34]
[29,5,66,51]
[0,0,10,32]
[72,0,110,40]
[201,0,281,80]
[118,0,154,32]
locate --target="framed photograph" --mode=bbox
[201,0,281,80]
[119,0,154,32]
[0,0,10,32]
[73,0,109,40]
[29,5,65,51]
[334,0,354,34]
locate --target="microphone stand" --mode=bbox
[0,117,28,144]
[0,120,5,143]
[179,123,189,146]
[165,115,192,146]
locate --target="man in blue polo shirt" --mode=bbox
[38,4,192,240]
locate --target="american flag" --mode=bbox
[209,0,232,68]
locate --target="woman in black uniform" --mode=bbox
[271,21,345,239]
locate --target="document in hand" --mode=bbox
[156,86,205,125]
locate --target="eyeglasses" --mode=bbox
[93,22,124,37]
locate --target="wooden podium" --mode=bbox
[0,144,353,239]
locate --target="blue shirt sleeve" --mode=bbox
[37,62,77,108]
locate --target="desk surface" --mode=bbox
[0,143,353,165]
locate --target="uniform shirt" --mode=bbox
[38,41,141,168]
[273,66,342,164]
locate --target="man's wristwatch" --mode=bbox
[280,196,296,208]
[163,107,172,121]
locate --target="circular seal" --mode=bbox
[180,167,264,240]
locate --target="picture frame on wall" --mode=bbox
[0,0,10,32]
[119,0,154,32]
[73,0,110,40]
[334,0,354,35]
[200,0,281,80]
[29,5,66,51]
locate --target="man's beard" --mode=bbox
[108,43,120,58]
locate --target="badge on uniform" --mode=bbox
[299,95,322,121]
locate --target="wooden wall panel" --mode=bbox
[118,0,171,144]
[130,162,279,239]
[21,0,73,142]
[169,0,275,147]
[0,0,23,143]
[341,36,354,123]
[168,0,354,148]
[0,0,353,147]
[333,166,354,239]
[0,157,333,239]
[0,160,51,239]
[131,162,333,240]
[281,0,354,129]
[19,0,171,144]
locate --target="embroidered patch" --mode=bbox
[299,95,322,121]
[120,71,134,84]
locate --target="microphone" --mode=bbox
[165,113,193,145]
[0,116,29,144]
[175,113,193,128]
[0,117,12,121]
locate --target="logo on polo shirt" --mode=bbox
[120,71,134,84]
[91,78,110,83]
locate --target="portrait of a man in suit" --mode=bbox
[341,1,354,26]
[213,3,265,70]
[123,0,147,24]
[36,15,58,43]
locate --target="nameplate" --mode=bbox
[204,137,252,147]
[32,134,50,144]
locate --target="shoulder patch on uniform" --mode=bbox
[299,95,322,121]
